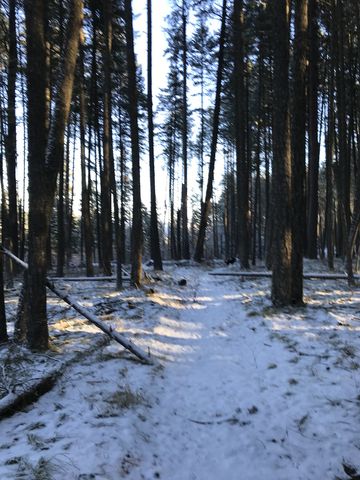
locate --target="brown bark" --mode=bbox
[307,0,319,259]
[291,0,308,304]
[101,0,113,276]
[25,0,83,350]
[271,0,293,306]
[233,0,249,269]
[80,40,94,277]
[124,0,143,286]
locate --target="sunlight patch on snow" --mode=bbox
[149,292,187,309]
[138,338,197,360]
[52,318,98,334]
[194,296,213,302]
[222,294,243,300]
[158,316,203,331]
[153,324,202,340]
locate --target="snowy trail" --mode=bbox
[0,266,359,479]
[125,269,360,480]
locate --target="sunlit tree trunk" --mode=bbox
[25,0,83,350]
[124,0,143,286]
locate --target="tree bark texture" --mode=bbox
[124,0,144,286]
[291,0,308,304]
[307,0,320,259]
[271,0,293,307]
[25,0,83,350]
[233,0,250,269]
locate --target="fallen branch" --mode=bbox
[0,246,155,365]
[209,271,359,280]
[0,335,108,420]
[0,366,63,420]
[49,276,130,282]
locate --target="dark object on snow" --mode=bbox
[225,257,236,265]
[343,463,360,480]
[178,279,187,286]
[146,259,154,267]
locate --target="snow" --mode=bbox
[0,263,359,479]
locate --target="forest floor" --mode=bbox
[0,261,359,480]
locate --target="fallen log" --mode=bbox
[0,246,155,365]
[209,271,358,280]
[50,276,130,282]
[0,335,108,420]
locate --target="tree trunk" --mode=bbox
[291,0,308,304]
[336,0,351,241]
[271,0,293,307]
[101,0,113,276]
[124,0,143,286]
[233,0,249,268]
[0,247,7,343]
[6,0,18,271]
[80,41,94,277]
[25,0,83,351]
[307,0,319,259]
[194,0,227,262]
[147,0,162,270]
[325,10,335,270]
[181,0,190,260]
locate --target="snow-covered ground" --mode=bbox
[0,263,359,479]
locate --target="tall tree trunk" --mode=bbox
[194,0,227,262]
[181,0,190,260]
[80,41,94,277]
[325,11,335,270]
[124,0,143,286]
[101,0,113,276]
[271,0,293,306]
[0,250,7,343]
[335,0,350,254]
[0,111,7,342]
[56,143,65,276]
[24,0,49,350]
[147,0,162,270]
[25,0,83,350]
[307,0,319,259]
[291,0,308,304]
[6,0,18,271]
[233,0,249,268]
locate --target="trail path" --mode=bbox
[0,266,359,479]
